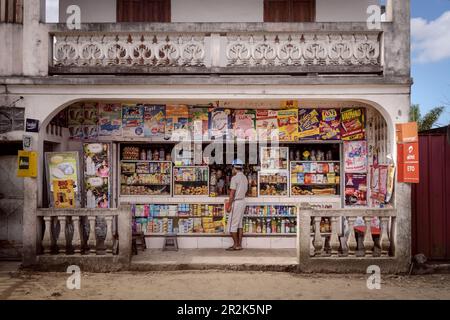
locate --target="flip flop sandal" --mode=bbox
[235,247,243,251]
[226,247,237,251]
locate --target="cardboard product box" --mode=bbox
[397,161,420,183]
[397,142,419,163]
[396,122,418,143]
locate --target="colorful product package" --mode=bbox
[209,108,231,140]
[320,109,341,140]
[98,103,122,137]
[233,109,256,140]
[191,107,209,140]
[165,105,190,140]
[345,173,368,207]
[298,109,320,140]
[277,109,299,142]
[83,103,98,125]
[122,104,144,138]
[256,110,278,141]
[83,143,110,209]
[341,108,365,140]
[68,103,84,126]
[144,105,166,139]
[344,141,368,173]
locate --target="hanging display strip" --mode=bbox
[83,143,111,208]
[67,103,366,143]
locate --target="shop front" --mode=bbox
[40,99,395,254]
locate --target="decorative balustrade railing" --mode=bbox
[50,30,382,74]
[37,209,119,256]
[302,208,396,259]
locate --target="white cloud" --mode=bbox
[411,11,450,63]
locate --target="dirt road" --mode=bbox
[1,268,449,300]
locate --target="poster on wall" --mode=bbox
[191,107,209,140]
[83,143,110,208]
[344,141,368,173]
[68,103,84,140]
[82,103,98,125]
[122,104,144,138]
[277,109,299,142]
[53,180,76,209]
[144,105,166,139]
[209,108,231,140]
[233,110,256,140]
[98,103,122,137]
[320,109,341,140]
[345,173,367,207]
[256,110,278,141]
[165,105,190,140]
[370,165,389,203]
[341,108,366,140]
[45,152,80,208]
[298,109,320,140]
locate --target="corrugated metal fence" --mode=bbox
[412,128,450,260]
[0,0,23,24]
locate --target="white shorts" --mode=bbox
[227,200,246,233]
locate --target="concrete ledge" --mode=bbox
[129,263,297,272]
[31,255,129,272]
[299,258,410,274]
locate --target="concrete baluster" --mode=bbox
[330,217,340,256]
[347,217,357,256]
[105,216,114,254]
[87,216,97,254]
[380,217,391,257]
[57,216,67,254]
[42,216,53,254]
[313,217,323,256]
[363,217,375,256]
[72,216,82,255]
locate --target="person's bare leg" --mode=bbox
[237,228,243,249]
[228,232,239,250]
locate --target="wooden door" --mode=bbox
[264,0,315,22]
[117,0,171,22]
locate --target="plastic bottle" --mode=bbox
[281,219,286,234]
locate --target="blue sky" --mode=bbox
[411,0,450,125]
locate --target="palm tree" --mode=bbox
[409,104,445,132]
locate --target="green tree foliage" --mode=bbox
[409,104,445,131]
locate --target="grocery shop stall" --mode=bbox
[38,99,396,258]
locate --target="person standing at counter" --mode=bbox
[225,159,248,251]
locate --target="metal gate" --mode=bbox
[412,127,450,260]
[0,146,24,260]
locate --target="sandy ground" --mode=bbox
[1,267,450,300]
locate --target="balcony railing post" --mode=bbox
[347,217,357,256]
[380,217,391,257]
[42,216,52,254]
[313,217,323,256]
[330,217,340,256]
[72,216,82,255]
[363,216,375,256]
[105,216,113,254]
[87,216,97,254]
[57,216,67,254]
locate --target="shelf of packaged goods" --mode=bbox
[244,215,297,218]
[121,183,171,186]
[144,233,296,237]
[121,160,171,163]
[259,182,288,185]
[174,181,208,184]
[292,161,340,163]
[135,216,224,219]
[121,172,171,175]
[291,183,339,186]
[120,196,227,204]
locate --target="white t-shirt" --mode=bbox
[230,171,248,200]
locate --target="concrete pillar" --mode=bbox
[22,132,39,267]
[22,0,48,76]
[118,205,132,265]
[383,0,410,78]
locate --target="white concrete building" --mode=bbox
[0,0,412,273]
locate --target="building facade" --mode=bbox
[0,0,412,273]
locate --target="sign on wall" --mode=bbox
[17,151,38,178]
